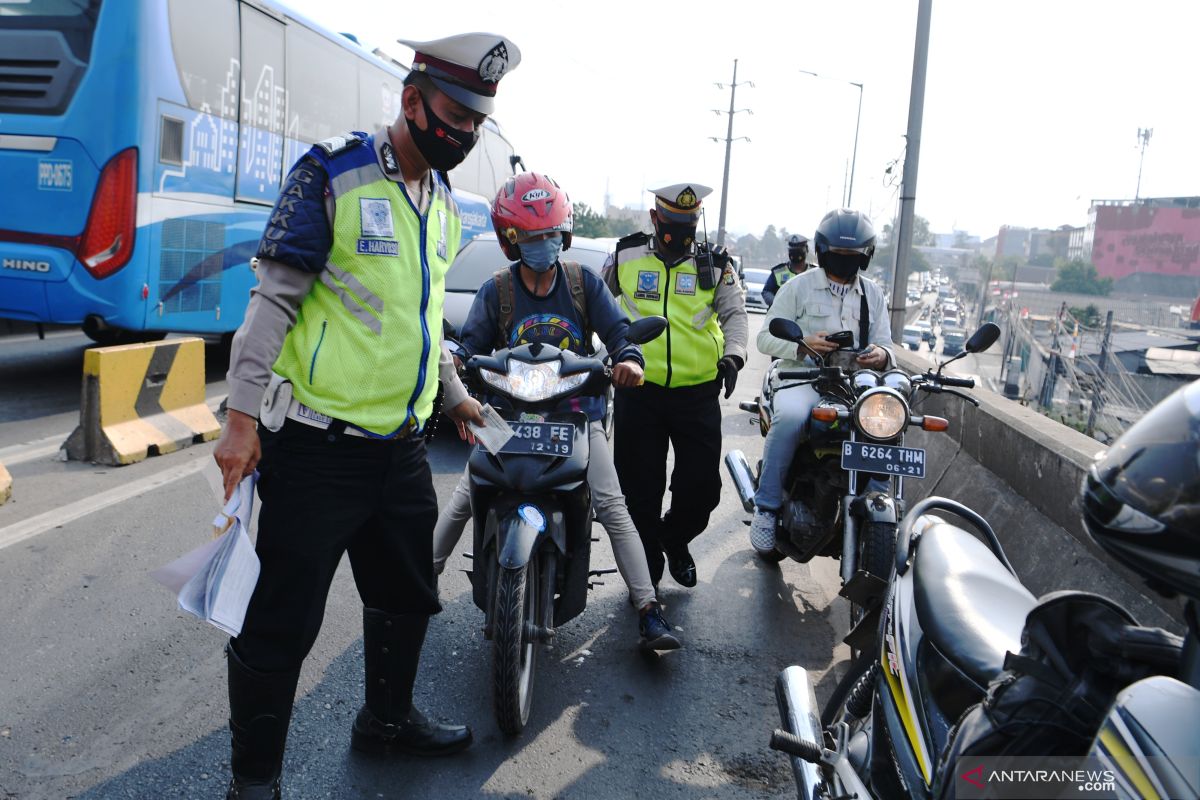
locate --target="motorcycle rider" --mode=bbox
[433,172,680,651]
[749,209,894,554]
[761,234,810,308]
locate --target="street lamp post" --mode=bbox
[799,70,864,207]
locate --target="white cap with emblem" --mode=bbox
[396,32,522,115]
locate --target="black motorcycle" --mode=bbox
[725,319,1001,636]
[455,316,666,735]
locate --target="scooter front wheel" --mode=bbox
[492,560,539,735]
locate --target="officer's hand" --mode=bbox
[716,355,743,399]
[801,331,838,356]
[213,410,261,502]
[611,360,644,388]
[707,244,731,268]
[446,396,485,443]
[856,345,889,369]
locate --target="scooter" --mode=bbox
[726,319,1001,635]
[456,316,666,735]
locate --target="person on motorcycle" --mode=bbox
[433,172,680,651]
[748,209,895,554]
[761,233,809,308]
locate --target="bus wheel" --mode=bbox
[83,326,166,346]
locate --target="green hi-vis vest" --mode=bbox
[616,249,722,388]
[273,134,461,437]
[772,264,795,287]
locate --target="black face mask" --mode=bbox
[656,221,696,253]
[789,248,808,267]
[405,92,478,172]
[821,250,868,282]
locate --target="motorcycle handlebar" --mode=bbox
[939,375,975,388]
[779,369,820,381]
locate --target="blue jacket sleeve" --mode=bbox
[460,279,501,357]
[762,272,779,307]
[585,270,642,366]
[255,156,331,274]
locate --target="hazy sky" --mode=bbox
[288,0,1198,241]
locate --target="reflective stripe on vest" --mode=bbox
[273,136,461,436]
[616,250,722,388]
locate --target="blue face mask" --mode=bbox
[518,234,563,273]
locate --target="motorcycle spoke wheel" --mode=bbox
[492,560,539,735]
[821,650,875,728]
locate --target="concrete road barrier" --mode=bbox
[64,338,220,466]
[0,461,10,504]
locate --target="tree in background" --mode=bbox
[1069,303,1103,327]
[881,215,935,247]
[1052,259,1112,296]
[571,203,644,239]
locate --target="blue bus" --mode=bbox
[0,0,515,345]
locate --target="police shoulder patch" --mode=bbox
[722,265,737,286]
[315,132,364,157]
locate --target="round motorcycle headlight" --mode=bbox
[856,389,908,440]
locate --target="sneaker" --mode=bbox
[749,509,778,554]
[638,603,681,651]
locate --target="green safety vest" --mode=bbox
[772,264,796,287]
[616,248,723,388]
[273,140,461,437]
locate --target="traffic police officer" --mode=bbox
[213,33,520,799]
[603,183,748,590]
[762,233,810,308]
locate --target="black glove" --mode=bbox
[716,355,743,399]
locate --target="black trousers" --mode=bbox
[612,379,723,583]
[233,419,440,674]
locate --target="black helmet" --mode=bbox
[1081,380,1200,599]
[814,209,875,279]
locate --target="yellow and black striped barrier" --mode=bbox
[64,337,220,466]
[0,460,11,504]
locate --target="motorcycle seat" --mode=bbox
[913,522,1036,687]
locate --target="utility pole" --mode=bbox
[975,258,994,328]
[711,60,752,247]
[1039,302,1066,409]
[1085,310,1115,438]
[1135,127,1153,201]
[889,0,934,342]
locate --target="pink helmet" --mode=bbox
[491,172,573,260]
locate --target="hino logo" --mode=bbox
[3,258,52,273]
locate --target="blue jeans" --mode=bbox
[755,381,821,512]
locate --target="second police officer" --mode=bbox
[762,233,810,309]
[603,184,749,591]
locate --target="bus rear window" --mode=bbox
[0,0,102,114]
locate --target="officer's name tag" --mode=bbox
[635,270,661,301]
[357,239,399,256]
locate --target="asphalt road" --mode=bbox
[0,318,856,800]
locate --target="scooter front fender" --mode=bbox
[496,505,549,570]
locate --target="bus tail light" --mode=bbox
[78,148,137,280]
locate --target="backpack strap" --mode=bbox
[858,277,870,350]
[561,260,590,347]
[492,267,515,350]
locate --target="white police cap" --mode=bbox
[397,33,521,115]
[650,183,713,222]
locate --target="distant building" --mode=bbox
[995,225,1029,260]
[1028,225,1078,263]
[1085,196,1200,296]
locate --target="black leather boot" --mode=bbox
[225,644,300,800]
[350,608,472,757]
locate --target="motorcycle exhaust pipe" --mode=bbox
[773,666,824,800]
[724,450,757,513]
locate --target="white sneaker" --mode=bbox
[750,509,778,554]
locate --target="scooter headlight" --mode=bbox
[479,359,589,402]
[855,388,908,440]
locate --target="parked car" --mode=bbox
[743,268,771,312]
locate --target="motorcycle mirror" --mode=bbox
[444,335,469,362]
[768,318,804,343]
[965,322,1001,354]
[626,315,668,345]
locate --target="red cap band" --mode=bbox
[413,52,498,97]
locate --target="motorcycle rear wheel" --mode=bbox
[493,560,540,735]
[821,650,875,728]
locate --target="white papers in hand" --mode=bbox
[150,473,261,637]
[468,404,515,456]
